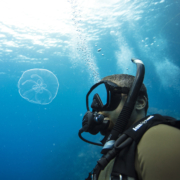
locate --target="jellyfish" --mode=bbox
[18,69,59,105]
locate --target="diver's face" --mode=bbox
[99,93,128,128]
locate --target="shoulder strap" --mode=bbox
[124,114,180,144]
[163,115,180,128]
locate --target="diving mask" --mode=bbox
[86,80,130,112]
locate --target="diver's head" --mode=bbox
[98,74,148,131]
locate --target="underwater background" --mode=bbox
[0,0,180,179]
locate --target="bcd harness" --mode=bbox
[85,114,180,180]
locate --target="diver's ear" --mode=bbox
[135,96,147,110]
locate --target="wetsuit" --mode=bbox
[98,124,180,180]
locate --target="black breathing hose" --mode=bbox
[78,128,103,146]
[101,58,145,153]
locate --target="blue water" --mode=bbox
[0,0,180,179]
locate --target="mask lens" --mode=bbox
[108,93,122,111]
[88,84,107,111]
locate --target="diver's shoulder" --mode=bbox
[144,123,180,137]
[135,122,180,180]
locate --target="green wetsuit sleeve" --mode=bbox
[135,124,180,180]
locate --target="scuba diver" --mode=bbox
[79,59,180,180]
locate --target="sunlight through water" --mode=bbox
[0,0,172,84]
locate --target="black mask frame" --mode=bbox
[86,80,131,112]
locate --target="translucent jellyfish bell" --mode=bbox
[18,69,59,105]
